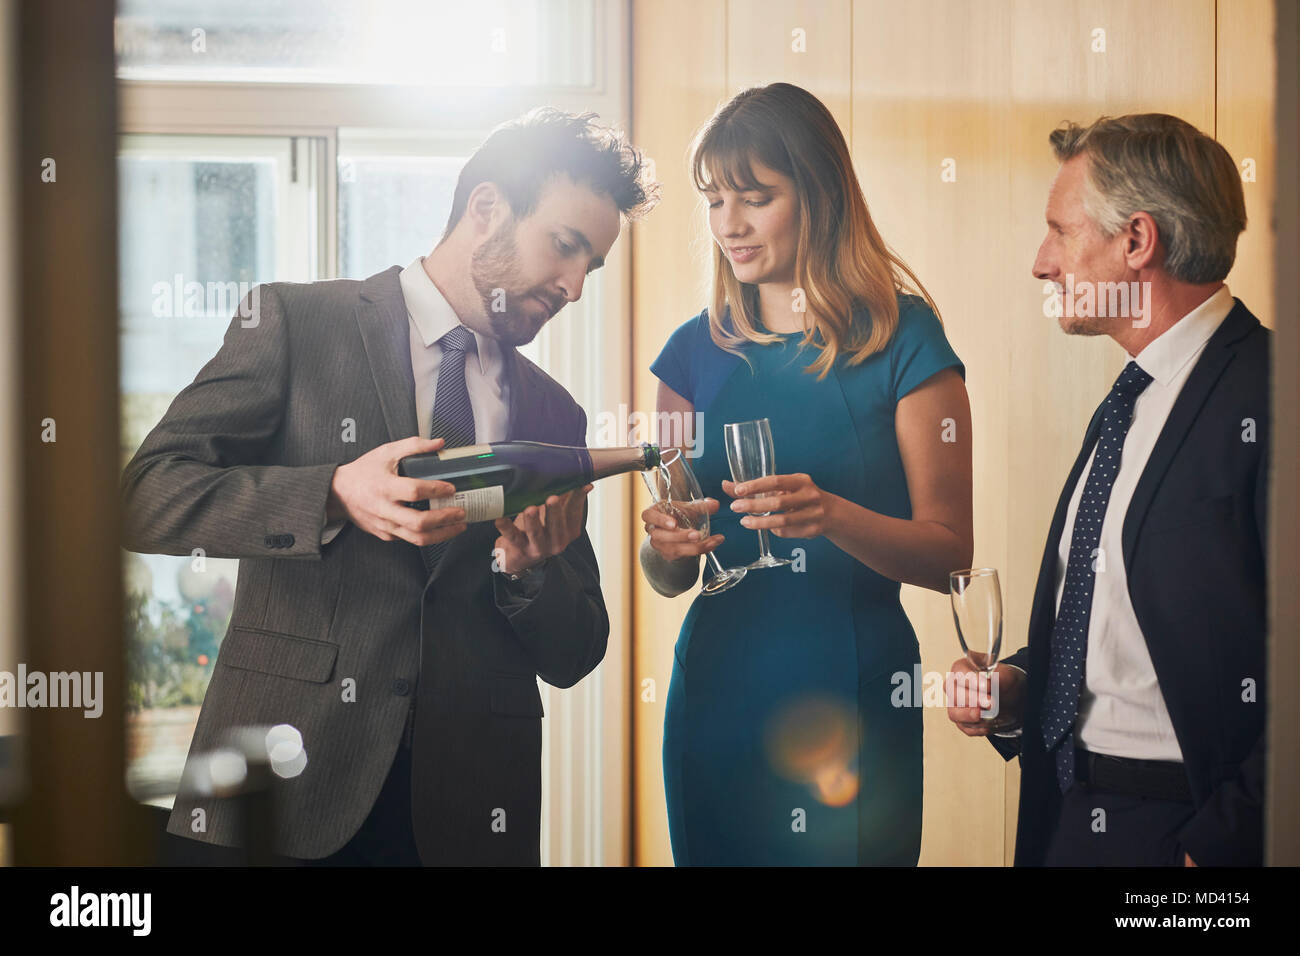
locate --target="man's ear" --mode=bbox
[1123,211,1160,271]
[465,181,511,237]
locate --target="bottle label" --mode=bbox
[438,443,493,461]
[429,485,505,522]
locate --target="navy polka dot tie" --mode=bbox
[420,325,476,577]
[1042,360,1154,792]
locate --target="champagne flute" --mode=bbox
[643,448,747,596]
[723,418,792,570]
[949,568,1016,731]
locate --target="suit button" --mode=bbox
[282,533,295,548]
[264,534,277,548]
[392,678,411,696]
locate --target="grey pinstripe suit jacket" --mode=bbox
[120,265,609,864]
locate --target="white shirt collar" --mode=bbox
[399,256,492,376]
[1132,284,1234,387]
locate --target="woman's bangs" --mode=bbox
[692,130,766,195]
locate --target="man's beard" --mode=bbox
[1058,313,1109,336]
[470,223,556,347]
[1052,284,1111,337]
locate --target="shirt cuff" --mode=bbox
[320,519,345,546]
[993,663,1027,736]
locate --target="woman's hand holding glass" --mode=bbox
[723,472,837,539]
[642,447,747,595]
[641,497,725,560]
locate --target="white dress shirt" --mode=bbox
[1053,284,1234,760]
[400,256,510,445]
[321,257,511,544]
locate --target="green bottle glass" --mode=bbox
[398,441,661,522]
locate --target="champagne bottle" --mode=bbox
[397,441,661,522]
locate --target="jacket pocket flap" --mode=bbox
[219,626,339,684]
[490,675,544,718]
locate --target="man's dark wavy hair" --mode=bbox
[441,107,660,238]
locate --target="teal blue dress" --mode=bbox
[651,295,965,866]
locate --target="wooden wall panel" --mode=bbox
[726,0,853,134]
[630,0,727,867]
[1218,0,1276,326]
[851,0,1016,866]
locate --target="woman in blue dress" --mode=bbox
[640,83,973,865]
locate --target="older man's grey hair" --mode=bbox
[1050,114,1247,284]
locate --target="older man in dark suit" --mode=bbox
[948,113,1267,867]
[121,108,658,865]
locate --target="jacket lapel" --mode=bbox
[354,265,463,587]
[1120,299,1259,570]
[354,265,419,444]
[503,347,561,442]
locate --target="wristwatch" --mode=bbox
[503,558,548,582]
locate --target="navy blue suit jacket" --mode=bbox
[994,297,1269,867]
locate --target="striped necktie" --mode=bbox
[420,325,476,576]
[1041,360,1154,792]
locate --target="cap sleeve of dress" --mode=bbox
[889,296,966,403]
[650,311,708,404]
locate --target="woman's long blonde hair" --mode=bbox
[691,83,942,379]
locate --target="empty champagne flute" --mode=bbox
[949,567,1017,731]
[643,447,747,596]
[723,418,792,570]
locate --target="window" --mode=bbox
[119,133,322,805]
[116,0,596,88]
[338,142,466,280]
